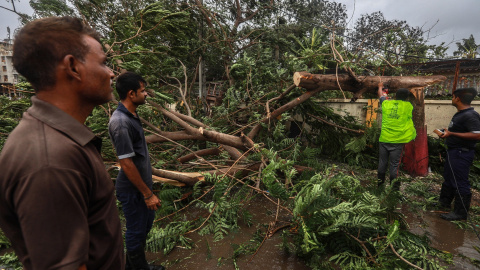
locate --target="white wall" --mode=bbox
[321,99,480,136]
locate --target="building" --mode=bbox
[405,59,480,96]
[0,39,19,85]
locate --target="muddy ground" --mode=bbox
[147,170,480,270]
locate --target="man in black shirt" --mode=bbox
[438,87,480,221]
[109,72,164,269]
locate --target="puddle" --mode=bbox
[402,205,480,269]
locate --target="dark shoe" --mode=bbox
[391,179,400,191]
[377,172,386,187]
[440,211,466,221]
[440,193,471,221]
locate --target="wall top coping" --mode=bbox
[322,99,480,105]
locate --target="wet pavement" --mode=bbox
[402,205,480,269]
[146,194,480,269]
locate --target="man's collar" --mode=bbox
[117,102,138,118]
[458,107,474,113]
[27,96,97,147]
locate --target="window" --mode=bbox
[1,56,5,63]
[2,66,6,72]
[3,75,8,82]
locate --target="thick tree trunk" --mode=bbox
[293,72,446,93]
[403,87,429,177]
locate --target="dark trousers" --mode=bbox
[378,142,404,180]
[443,148,474,196]
[117,191,155,252]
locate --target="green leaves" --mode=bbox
[290,170,445,269]
[147,221,193,254]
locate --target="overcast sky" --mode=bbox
[1,0,479,56]
[335,0,480,55]
[0,0,33,40]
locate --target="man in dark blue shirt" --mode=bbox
[109,72,164,269]
[438,87,480,221]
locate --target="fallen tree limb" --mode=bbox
[152,175,186,187]
[145,96,253,152]
[177,147,221,163]
[293,72,446,93]
[389,243,423,270]
[151,168,204,186]
[248,88,322,139]
[307,113,364,134]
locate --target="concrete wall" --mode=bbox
[321,99,480,136]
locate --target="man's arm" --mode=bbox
[440,129,480,140]
[118,158,161,210]
[377,82,384,98]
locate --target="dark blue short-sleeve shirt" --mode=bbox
[446,107,480,150]
[108,102,152,192]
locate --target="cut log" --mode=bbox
[293,72,446,93]
[152,175,186,187]
[151,168,204,186]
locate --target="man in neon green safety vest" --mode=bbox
[377,82,416,189]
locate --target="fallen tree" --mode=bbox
[118,72,447,185]
[293,72,447,100]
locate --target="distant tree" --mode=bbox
[346,11,447,68]
[453,34,479,59]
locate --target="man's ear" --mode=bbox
[62,55,82,81]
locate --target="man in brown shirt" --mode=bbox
[0,17,124,269]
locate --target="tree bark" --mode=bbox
[177,148,221,163]
[293,72,446,92]
[151,168,204,186]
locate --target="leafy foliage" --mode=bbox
[453,34,480,59]
[0,252,22,270]
[0,229,11,249]
[292,171,446,269]
[147,221,193,254]
[2,0,476,268]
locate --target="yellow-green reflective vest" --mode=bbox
[379,100,416,143]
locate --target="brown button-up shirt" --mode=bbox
[0,97,124,269]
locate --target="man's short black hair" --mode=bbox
[13,16,101,91]
[453,87,477,105]
[396,88,409,101]
[116,72,147,100]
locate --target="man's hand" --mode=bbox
[440,128,450,138]
[145,194,161,211]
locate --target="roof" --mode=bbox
[405,59,480,75]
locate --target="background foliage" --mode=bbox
[1,0,479,269]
